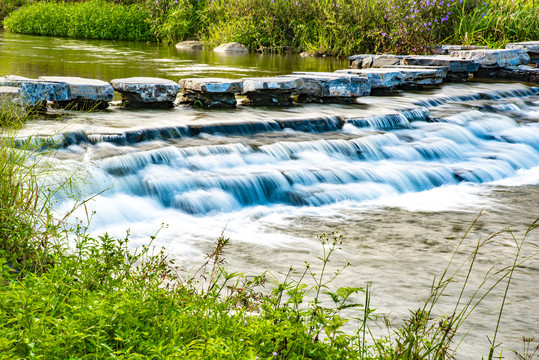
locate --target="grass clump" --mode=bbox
[3,0,153,41]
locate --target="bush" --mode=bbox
[3,0,153,41]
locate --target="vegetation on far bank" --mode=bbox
[1,0,538,56]
[1,101,539,359]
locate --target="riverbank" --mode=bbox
[2,0,538,56]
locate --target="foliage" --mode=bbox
[3,0,153,41]
[2,0,538,54]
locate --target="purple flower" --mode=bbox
[295,1,298,4]
[273,352,278,356]
[382,32,386,36]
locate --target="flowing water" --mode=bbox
[3,30,539,359]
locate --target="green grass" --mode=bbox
[2,0,538,55]
[3,0,153,41]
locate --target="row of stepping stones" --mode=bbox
[1,42,538,110]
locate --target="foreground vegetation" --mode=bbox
[1,104,539,359]
[2,0,538,56]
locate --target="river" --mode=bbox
[2,30,538,359]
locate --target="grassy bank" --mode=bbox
[2,0,538,55]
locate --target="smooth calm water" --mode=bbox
[3,30,539,359]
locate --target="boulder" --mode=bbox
[110,77,181,108]
[178,78,243,108]
[213,42,249,53]
[449,49,530,68]
[175,41,204,51]
[39,76,113,109]
[286,72,371,103]
[242,77,303,106]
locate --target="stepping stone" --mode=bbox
[0,75,70,109]
[506,41,539,64]
[400,55,479,81]
[110,77,181,109]
[433,45,488,55]
[0,86,20,102]
[482,65,539,84]
[335,68,406,91]
[175,41,203,51]
[338,67,445,89]
[213,42,249,53]
[39,76,113,110]
[284,72,371,103]
[449,49,530,69]
[348,54,403,69]
[241,77,303,106]
[178,78,243,108]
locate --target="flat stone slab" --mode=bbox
[179,78,243,93]
[0,75,70,106]
[242,77,303,106]
[349,54,403,69]
[506,41,539,55]
[476,65,539,83]
[110,77,180,108]
[450,49,530,68]
[434,45,488,55]
[286,72,371,101]
[39,76,113,102]
[178,78,243,108]
[401,55,479,73]
[214,42,248,53]
[0,86,20,100]
[175,41,203,51]
[335,68,406,90]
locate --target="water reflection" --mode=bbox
[0,30,348,80]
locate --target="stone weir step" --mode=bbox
[34,115,348,148]
[110,77,181,109]
[283,72,371,103]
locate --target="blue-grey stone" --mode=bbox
[450,49,530,68]
[0,75,70,106]
[179,78,243,93]
[286,72,371,100]
[111,77,180,108]
[39,76,114,102]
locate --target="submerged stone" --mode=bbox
[39,76,113,110]
[213,42,249,53]
[242,77,303,106]
[111,77,181,109]
[285,72,370,103]
[450,49,530,69]
[179,78,243,108]
[175,41,204,51]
